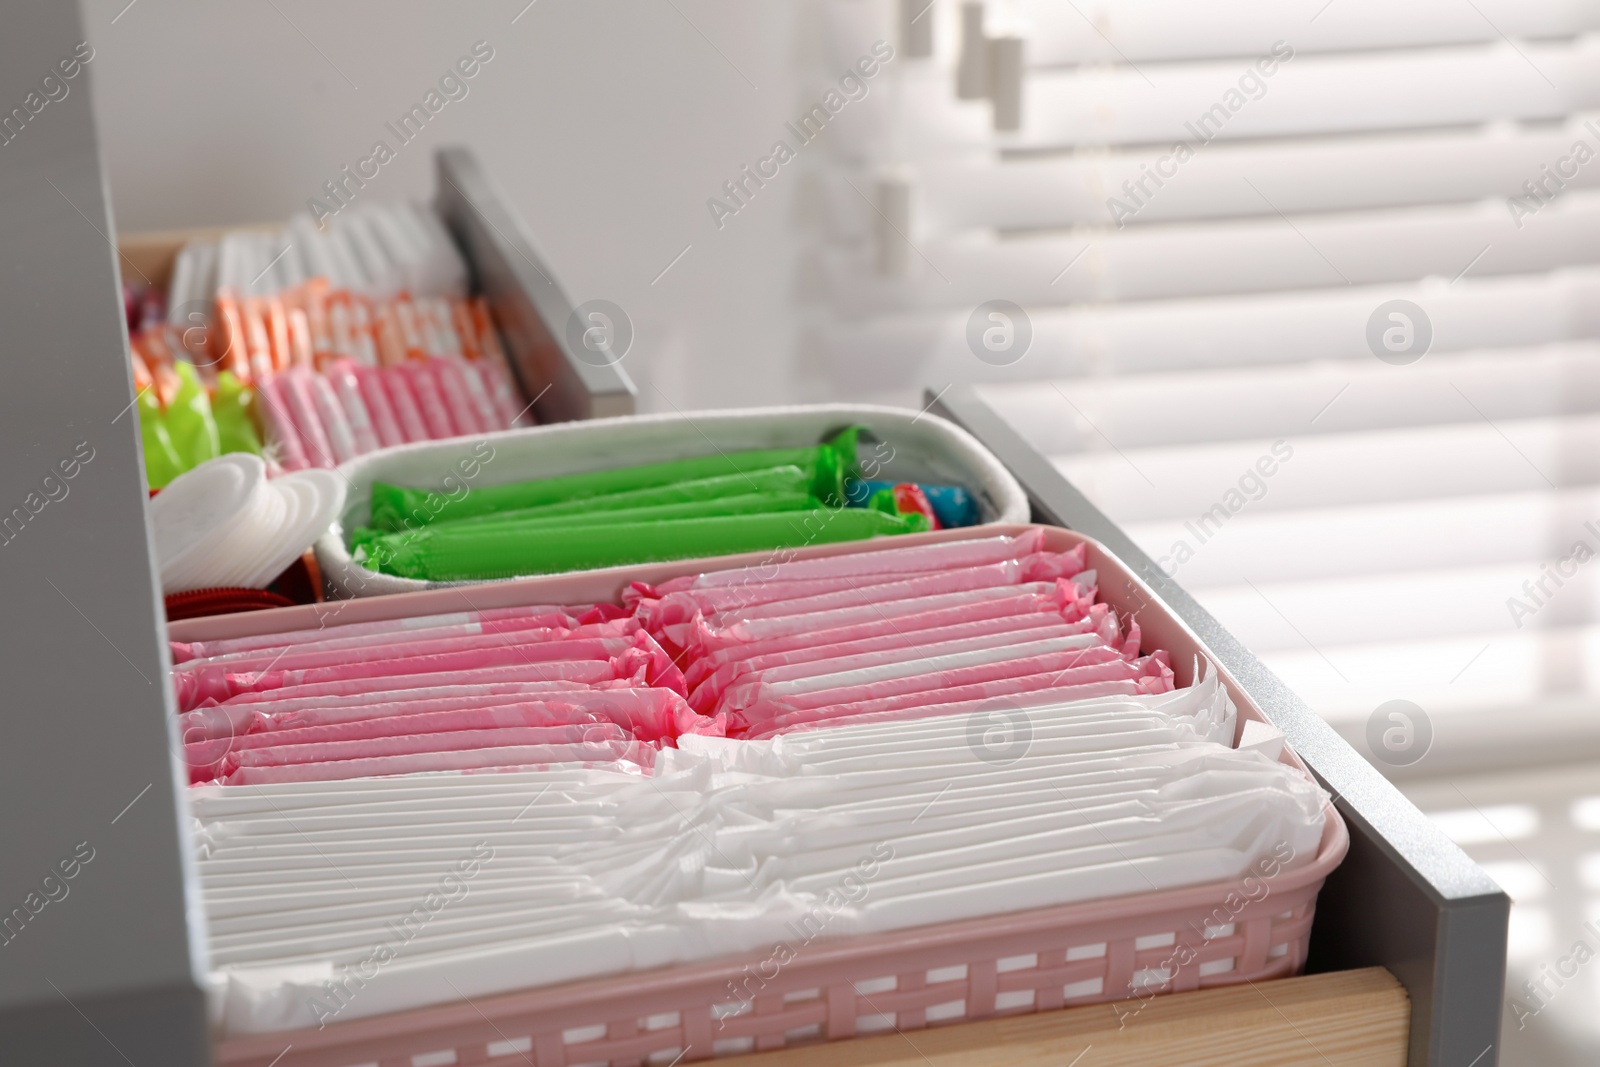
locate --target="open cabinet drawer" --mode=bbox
[181,521,1360,1067]
[117,147,636,427]
[0,4,1503,1065]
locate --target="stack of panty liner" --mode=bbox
[629,530,1171,738]
[171,606,712,785]
[194,668,1327,1037]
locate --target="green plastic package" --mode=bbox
[165,360,221,471]
[138,366,262,489]
[137,388,183,490]
[369,427,862,532]
[365,506,928,581]
[211,371,263,458]
[352,490,821,554]
[432,466,815,531]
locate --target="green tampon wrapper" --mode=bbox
[365,506,928,581]
[137,388,183,490]
[431,466,815,531]
[212,371,263,458]
[164,360,221,471]
[352,490,821,553]
[369,427,862,532]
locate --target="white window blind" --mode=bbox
[802,4,1600,1058]
[803,0,1600,772]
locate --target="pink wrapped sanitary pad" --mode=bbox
[631,531,1048,601]
[680,591,1101,696]
[170,606,581,665]
[177,657,651,712]
[191,719,628,782]
[746,654,1175,737]
[169,532,1193,786]
[689,611,1121,713]
[174,632,684,710]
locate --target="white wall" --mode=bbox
[82,0,819,412]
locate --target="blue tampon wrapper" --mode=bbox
[845,478,979,528]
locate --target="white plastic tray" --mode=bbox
[314,404,1031,598]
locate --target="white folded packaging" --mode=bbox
[194,663,1324,1036]
[151,454,347,594]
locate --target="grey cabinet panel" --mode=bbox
[435,147,637,423]
[0,3,209,1065]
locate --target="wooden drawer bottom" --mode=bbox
[722,967,1408,1067]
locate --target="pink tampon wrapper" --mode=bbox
[381,365,432,443]
[324,359,382,456]
[306,369,359,464]
[473,358,527,429]
[281,366,337,467]
[253,375,310,470]
[355,363,408,448]
[454,356,503,432]
[432,357,488,437]
[404,361,458,439]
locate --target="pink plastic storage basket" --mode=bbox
[177,525,1349,1067]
